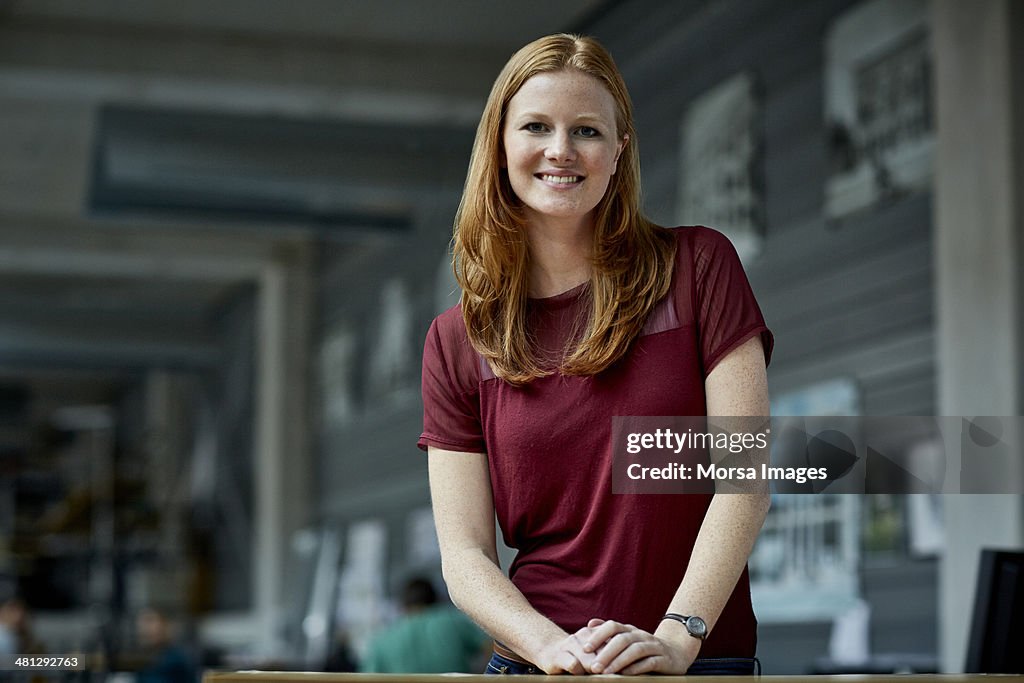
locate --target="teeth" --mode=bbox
[541,174,580,184]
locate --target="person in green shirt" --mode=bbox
[360,577,489,673]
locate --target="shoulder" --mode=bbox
[425,303,473,358]
[431,302,466,337]
[424,303,481,393]
[426,303,470,354]
[368,616,408,648]
[667,226,747,283]
[660,225,739,285]
[665,225,735,258]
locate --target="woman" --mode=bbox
[418,33,773,675]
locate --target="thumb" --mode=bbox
[587,618,605,628]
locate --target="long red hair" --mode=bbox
[454,33,676,385]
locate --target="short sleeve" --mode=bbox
[417,313,486,453]
[691,227,774,376]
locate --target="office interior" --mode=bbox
[0,0,1022,677]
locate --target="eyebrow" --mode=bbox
[511,111,610,123]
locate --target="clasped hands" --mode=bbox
[536,618,700,675]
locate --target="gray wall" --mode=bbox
[315,172,467,595]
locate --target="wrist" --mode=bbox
[661,612,708,640]
[656,620,702,667]
[655,617,688,642]
[519,625,569,665]
[656,615,705,652]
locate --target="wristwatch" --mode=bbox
[662,613,708,640]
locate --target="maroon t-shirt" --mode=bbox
[418,226,773,658]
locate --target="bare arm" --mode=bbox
[428,446,594,673]
[587,335,772,674]
[654,335,772,640]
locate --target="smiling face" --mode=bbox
[502,69,625,233]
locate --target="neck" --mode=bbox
[525,213,594,298]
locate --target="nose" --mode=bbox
[545,130,576,163]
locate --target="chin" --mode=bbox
[531,203,596,221]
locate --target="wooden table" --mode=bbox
[205,671,1024,682]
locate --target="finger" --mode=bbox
[573,626,594,641]
[599,639,659,674]
[588,621,633,654]
[565,633,598,671]
[590,631,639,672]
[587,618,605,628]
[555,652,585,675]
[584,619,628,652]
[620,655,662,676]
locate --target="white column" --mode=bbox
[253,245,313,656]
[931,0,1024,672]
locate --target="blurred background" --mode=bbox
[0,0,1021,678]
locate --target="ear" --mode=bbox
[613,133,629,174]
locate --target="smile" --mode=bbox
[537,174,582,184]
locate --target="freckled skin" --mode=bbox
[502,70,624,234]
[430,336,771,674]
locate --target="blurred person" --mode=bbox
[135,607,197,683]
[0,596,42,656]
[420,34,772,675]
[359,577,488,673]
[323,629,357,672]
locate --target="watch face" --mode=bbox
[686,616,707,638]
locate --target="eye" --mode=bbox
[576,126,601,138]
[523,122,548,133]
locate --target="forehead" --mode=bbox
[507,70,617,119]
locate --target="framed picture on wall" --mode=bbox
[677,71,763,263]
[824,0,933,219]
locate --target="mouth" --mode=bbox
[536,173,584,185]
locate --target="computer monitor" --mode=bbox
[965,549,1024,673]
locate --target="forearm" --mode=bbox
[583,495,769,676]
[442,545,567,664]
[429,446,575,667]
[658,334,773,642]
[654,492,770,641]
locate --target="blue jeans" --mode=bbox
[687,657,761,675]
[485,652,541,675]
[484,651,761,675]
